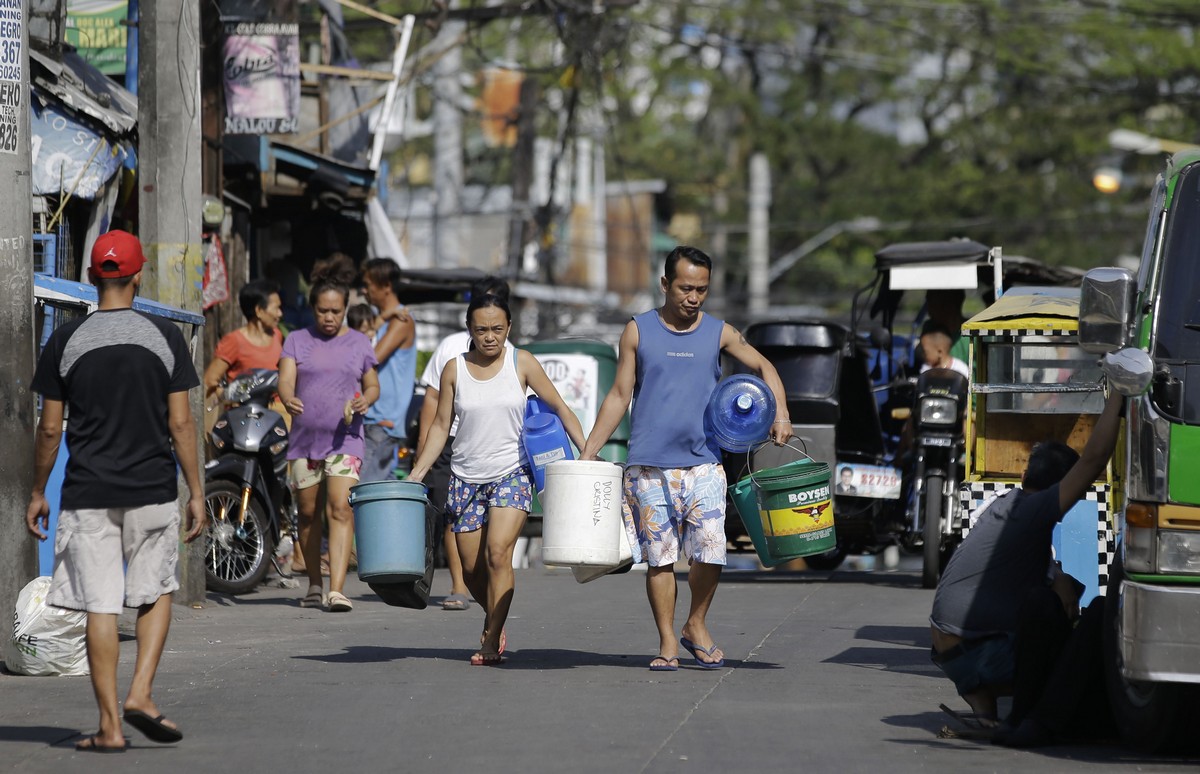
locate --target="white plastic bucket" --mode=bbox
[541,460,623,567]
[572,519,634,583]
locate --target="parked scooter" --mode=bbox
[205,369,296,594]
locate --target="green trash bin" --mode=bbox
[522,340,629,529]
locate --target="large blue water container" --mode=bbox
[523,399,574,492]
[348,480,428,583]
[705,374,777,452]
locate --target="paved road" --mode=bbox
[2,563,1198,773]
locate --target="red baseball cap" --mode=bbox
[90,230,146,279]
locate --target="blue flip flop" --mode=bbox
[649,656,679,672]
[680,637,725,669]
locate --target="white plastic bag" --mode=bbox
[4,576,89,676]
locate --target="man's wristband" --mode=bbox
[773,419,791,424]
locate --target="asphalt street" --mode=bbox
[2,561,1199,773]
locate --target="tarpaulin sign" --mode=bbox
[65,1,128,76]
[0,0,22,155]
[31,100,128,199]
[223,21,300,135]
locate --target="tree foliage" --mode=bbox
[583,0,1200,307]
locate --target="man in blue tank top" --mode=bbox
[360,258,417,483]
[582,246,790,671]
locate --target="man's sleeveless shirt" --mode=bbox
[627,310,723,469]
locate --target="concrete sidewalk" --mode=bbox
[1,566,1174,773]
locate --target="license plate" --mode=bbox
[834,462,902,500]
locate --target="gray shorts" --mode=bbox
[360,422,401,483]
[48,501,181,614]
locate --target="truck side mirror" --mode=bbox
[1079,267,1136,354]
[1102,348,1154,397]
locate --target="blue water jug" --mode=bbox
[705,374,777,452]
[525,396,552,418]
[523,400,574,492]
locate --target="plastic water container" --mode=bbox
[523,401,574,492]
[348,480,428,583]
[368,499,440,610]
[705,374,777,452]
[572,521,635,583]
[541,460,623,567]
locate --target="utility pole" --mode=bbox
[139,0,205,606]
[507,76,539,275]
[747,152,771,315]
[588,123,607,293]
[0,0,38,627]
[431,18,464,266]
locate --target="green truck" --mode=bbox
[1079,149,1200,751]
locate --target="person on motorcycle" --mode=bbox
[926,288,970,363]
[581,246,790,672]
[929,390,1123,728]
[917,322,969,379]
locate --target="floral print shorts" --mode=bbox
[290,454,363,490]
[446,467,534,533]
[622,463,728,567]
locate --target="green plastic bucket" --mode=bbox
[751,459,835,559]
[727,474,789,568]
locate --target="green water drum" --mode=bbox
[751,459,835,559]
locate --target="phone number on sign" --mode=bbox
[0,120,17,153]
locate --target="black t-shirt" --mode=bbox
[32,308,200,509]
[929,485,1061,639]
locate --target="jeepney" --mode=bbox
[957,288,1119,606]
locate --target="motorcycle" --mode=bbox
[906,367,968,587]
[204,369,296,594]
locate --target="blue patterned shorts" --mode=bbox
[446,467,534,533]
[623,463,728,567]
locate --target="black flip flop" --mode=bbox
[123,709,184,743]
[75,735,126,753]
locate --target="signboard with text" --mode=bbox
[31,101,128,199]
[65,1,128,76]
[223,21,300,135]
[532,353,599,433]
[0,0,22,155]
[834,462,903,500]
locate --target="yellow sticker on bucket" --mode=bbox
[760,499,833,537]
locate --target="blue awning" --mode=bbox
[34,274,206,326]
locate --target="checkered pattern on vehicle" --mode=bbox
[964,328,1076,338]
[958,481,1115,595]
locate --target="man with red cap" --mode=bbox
[25,230,206,753]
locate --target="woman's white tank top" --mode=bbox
[451,345,527,483]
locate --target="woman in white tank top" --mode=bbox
[409,294,585,665]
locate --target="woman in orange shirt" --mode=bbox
[204,279,285,399]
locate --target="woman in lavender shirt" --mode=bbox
[278,261,379,612]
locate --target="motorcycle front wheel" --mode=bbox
[204,479,273,594]
[921,474,945,589]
